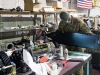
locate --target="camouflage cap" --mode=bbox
[60,11,69,22]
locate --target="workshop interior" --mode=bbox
[0,0,100,75]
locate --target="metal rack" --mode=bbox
[0,28,36,40]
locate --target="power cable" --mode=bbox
[2,0,9,6]
[1,0,9,8]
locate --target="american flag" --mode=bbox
[61,0,68,2]
[77,0,92,9]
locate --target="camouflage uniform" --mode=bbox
[57,17,93,75]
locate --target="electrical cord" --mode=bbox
[8,0,19,9]
[1,0,8,8]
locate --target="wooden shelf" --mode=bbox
[33,2,41,5]
[0,11,56,15]
[0,11,30,14]
[31,11,56,15]
[0,9,76,15]
[56,8,76,12]
[66,9,76,12]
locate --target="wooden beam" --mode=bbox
[31,12,56,15]
[0,11,30,14]
[56,8,76,12]
[0,11,56,15]
[66,9,76,12]
[0,9,76,15]
[54,13,57,24]
[94,17,98,30]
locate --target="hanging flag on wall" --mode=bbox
[77,0,92,9]
[92,0,99,7]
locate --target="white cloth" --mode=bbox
[23,49,52,75]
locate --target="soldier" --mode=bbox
[57,11,93,75]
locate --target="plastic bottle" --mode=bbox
[64,48,68,60]
[47,43,51,52]
[22,44,25,49]
[59,45,63,57]
[51,62,58,75]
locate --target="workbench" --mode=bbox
[59,51,92,75]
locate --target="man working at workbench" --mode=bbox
[57,11,93,75]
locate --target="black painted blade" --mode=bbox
[47,32,99,50]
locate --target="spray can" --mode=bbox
[64,48,68,60]
[47,43,51,52]
[59,45,63,57]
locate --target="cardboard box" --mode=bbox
[24,0,40,11]
[52,1,63,9]
[24,4,33,11]
[24,0,33,11]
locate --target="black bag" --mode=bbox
[10,50,29,73]
[91,53,100,70]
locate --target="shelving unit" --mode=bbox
[0,8,77,48]
[0,11,56,14]
[0,9,77,40]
